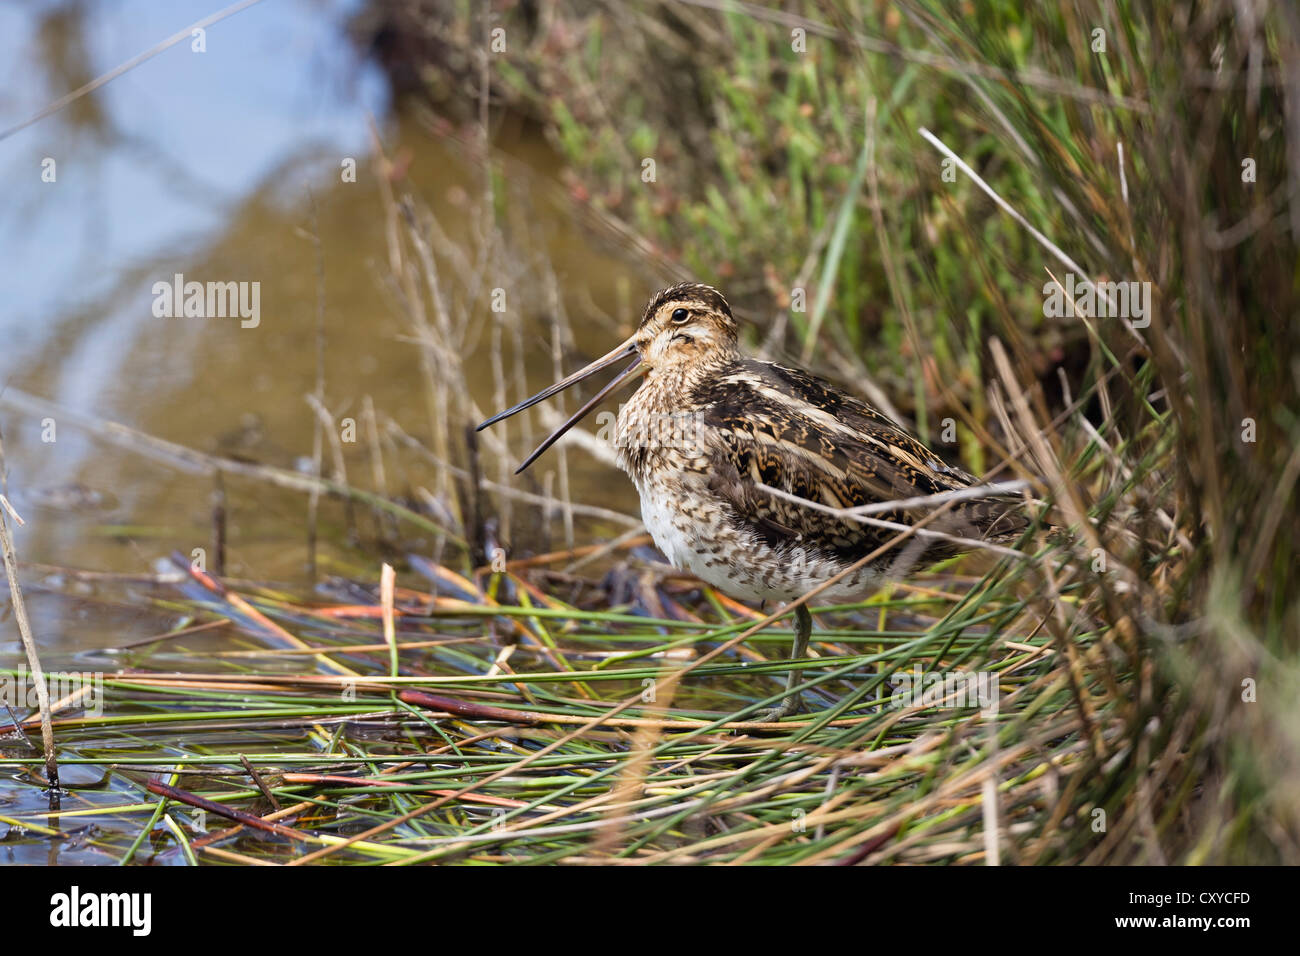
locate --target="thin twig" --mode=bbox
[754,482,1030,559]
[0,448,58,803]
[0,0,268,142]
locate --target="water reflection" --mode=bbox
[0,0,644,589]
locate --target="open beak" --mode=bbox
[476,336,643,474]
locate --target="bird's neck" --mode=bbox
[615,352,737,482]
[641,348,738,396]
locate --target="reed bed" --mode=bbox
[2,531,1098,865]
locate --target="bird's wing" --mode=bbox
[693,360,1026,566]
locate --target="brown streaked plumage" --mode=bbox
[478,282,1029,721]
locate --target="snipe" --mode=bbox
[478,283,1028,722]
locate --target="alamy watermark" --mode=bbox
[1043,272,1150,328]
[1,669,103,719]
[595,409,706,452]
[888,665,999,716]
[152,273,260,328]
[49,886,150,936]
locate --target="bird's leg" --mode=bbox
[753,604,812,723]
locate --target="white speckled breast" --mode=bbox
[634,475,882,604]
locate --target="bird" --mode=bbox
[477,282,1029,722]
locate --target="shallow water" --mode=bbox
[1,0,648,581]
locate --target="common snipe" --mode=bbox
[479,283,1028,721]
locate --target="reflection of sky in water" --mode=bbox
[0,0,388,419]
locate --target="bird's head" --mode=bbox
[632,282,739,371]
[476,282,737,472]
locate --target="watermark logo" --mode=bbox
[151,273,260,328]
[595,409,705,452]
[888,665,999,716]
[1,669,103,718]
[50,886,151,936]
[1043,272,1150,328]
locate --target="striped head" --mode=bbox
[477,281,737,472]
[634,283,739,371]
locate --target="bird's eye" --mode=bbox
[671,308,689,324]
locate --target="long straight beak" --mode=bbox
[476,336,643,474]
